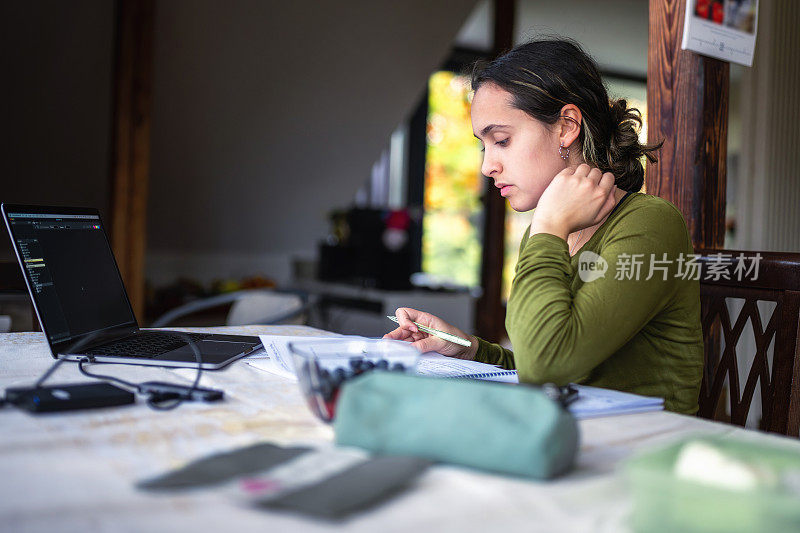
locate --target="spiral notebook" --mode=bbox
[416,353,519,383]
[415,355,664,418]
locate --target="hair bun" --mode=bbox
[609,98,628,122]
[609,98,641,140]
[605,98,660,191]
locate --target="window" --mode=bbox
[356,49,489,290]
[421,70,484,288]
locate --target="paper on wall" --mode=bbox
[681,0,758,66]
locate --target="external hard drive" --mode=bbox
[5,382,135,413]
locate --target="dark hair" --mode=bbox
[471,38,661,192]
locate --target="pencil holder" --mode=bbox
[334,372,579,479]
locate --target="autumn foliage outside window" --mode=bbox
[422,71,484,288]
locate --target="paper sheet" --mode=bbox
[247,334,347,381]
[248,339,518,383]
[681,0,759,66]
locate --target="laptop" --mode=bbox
[2,204,262,369]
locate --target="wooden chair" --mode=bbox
[696,249,800,436]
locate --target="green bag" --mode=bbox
[333,372,579,479]
[626,435,800,532]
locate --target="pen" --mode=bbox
[386,315,472,347]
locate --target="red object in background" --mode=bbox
[712,1,724,24]
[384,209,410,231]
[696,0,710,19]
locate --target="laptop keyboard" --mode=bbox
[84,332,211,359]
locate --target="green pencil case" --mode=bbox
[333,372,579,479]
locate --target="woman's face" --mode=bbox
[470,83,566,212]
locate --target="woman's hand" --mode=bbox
[383,307,477,359]
[531,164,618,240]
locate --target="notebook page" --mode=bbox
[569,384,664,418]
[416,353,516,379]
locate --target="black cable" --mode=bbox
[76,358,200,411]
[34,357,67,388]
[2,330,210,413]
[77,357,139,390]
[2,356,67,408]
[76,330,207,411]
[144,330,204,411]
[146,393,183,411]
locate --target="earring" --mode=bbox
[559,142,570,161]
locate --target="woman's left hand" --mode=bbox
[531,164,618,240]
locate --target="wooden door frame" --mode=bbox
[108,0,155,322]
[647,0,728,249]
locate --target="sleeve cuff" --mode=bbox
[524,231,568,253]
[514,231,571,279]
[474,337,513,369]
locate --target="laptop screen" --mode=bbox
[4,209,137,349]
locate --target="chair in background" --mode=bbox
[150,289,313,328]
[696,249,800,437]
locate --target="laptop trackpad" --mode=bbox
[156,340,251,364]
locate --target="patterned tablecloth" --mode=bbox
[0,326,795,533]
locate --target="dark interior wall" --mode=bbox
[1,1,115,259]
[147,0,478,258]
[0,0,478,282]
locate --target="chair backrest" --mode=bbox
[150,289,311,328]
[226,291,306,326]
[696,249,800,436]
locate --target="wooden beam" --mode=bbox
[109,0,154,322]
[647,0,728,249]
[475,0,515,342]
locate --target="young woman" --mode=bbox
[385,39,704,414]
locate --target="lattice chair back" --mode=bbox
[695,249,800,436]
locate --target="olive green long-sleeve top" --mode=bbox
[475,193,704,414]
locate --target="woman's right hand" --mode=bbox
[531,163,617,240]
[383,307,477,359]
